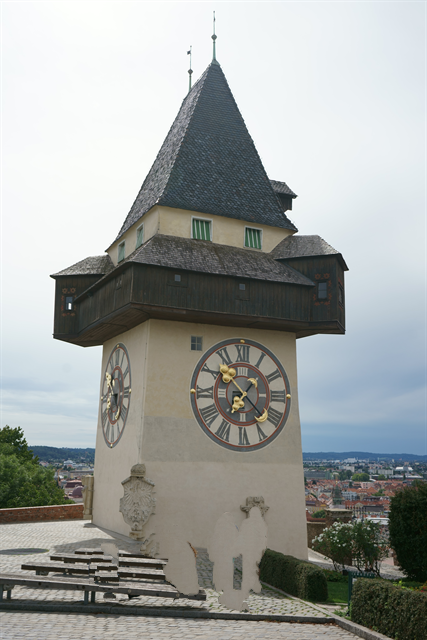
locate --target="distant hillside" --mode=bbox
[303,451,427,462]
[30,446,95,465]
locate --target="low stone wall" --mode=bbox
[0,504,84,524]
[307,520,327,548]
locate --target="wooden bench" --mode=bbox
[4,548,206,604]
[0,573,179,605]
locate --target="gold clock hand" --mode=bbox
[255,408,268,423]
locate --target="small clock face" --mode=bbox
[190,338,291,451]
[100,343,131,447]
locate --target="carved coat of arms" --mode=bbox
[119,464,156,540]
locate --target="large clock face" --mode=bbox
[100,343,131,447]
[190,338,291,451]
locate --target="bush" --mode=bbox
[389,481,427,582]
[351,578,427,640]
[312,521,353,571]
[259,549,328,602]
[313,520,388,575]
[323,568,347,583]
[312,509,326,519]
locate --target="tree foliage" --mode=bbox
[0,426,68,509]
[352,472,370,482]
[0,426,37,464]
[389,481,427,582]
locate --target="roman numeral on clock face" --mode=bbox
[255,352,266,369]
[266,369,281,384]
[235,344,250,363]
[257,424,268,442]
[201,362,219,379]
[199,404,219,427]
[238,427,250,446]
[121,404,128,423]
[270,390,287,403]
[217,347,232,366]
[122,366,129,380]
[197,385,214,399]
[267,406,283,428]
[215,419,231,442]
[115,349,120,366]
[102,409,108,427]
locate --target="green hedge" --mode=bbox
[351,578,427,640]
[259,549,328,602]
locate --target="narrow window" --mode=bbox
[175,274,181,282]
[317,282,328,299]
[239,283,246,291]
[245,227,262,250]
[192,218,211,241]
[65,296,73,311]
[136,224,144,249]
[191,336,203,351]
[118,241,125,263]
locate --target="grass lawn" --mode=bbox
[327,581,348,603]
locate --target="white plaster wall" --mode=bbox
[106,205,293,264]
[93,319,307,569]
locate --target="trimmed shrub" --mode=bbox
[259,549,328,602]
[389,481,427,582]
[351,578,427,640]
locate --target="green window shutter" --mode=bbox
[118,242,125,262]
[192,219,211,241]
[136,225,144,248]
[245,228,261,249]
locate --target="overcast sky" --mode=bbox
[1,2,425,454]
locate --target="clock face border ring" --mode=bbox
[101,342,131,449]
[190,337,292,452]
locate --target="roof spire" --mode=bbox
[211,11,217,62]
[187,46,193,92]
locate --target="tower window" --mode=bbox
[136,224,144,249]
[118,241,125,263]
[192,218,211,241]
[244,227,262,250]
[175,274,181,282]
[239,283,246,291]
[65,296,73,311]
[317,282,328,299]
[191,336,203,351]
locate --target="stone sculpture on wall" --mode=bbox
[119,464,156,548]
[82,475,94,520]
[240,496,270,518]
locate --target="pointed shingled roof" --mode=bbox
[115,62,296,242]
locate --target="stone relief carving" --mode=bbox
[119,464,156,542]
[82,475,94,520]
[240,496,269,518]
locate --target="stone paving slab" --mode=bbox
[0,520,376,640]
[0,611,362,640]
[0,521,331,618]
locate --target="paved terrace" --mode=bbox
[0,520,388,640]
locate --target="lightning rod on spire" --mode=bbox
[212,11,217,61]
[187,46,193,92]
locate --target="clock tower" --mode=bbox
[52,57,348,592]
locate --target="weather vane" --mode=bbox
[212,11,217,62]
[187,46,193,92]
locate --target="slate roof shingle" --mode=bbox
[124,234,313,286]
[115,62,297,243]
[270,180,297,198]
[51,255,114,277]
[271,235,349,270]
